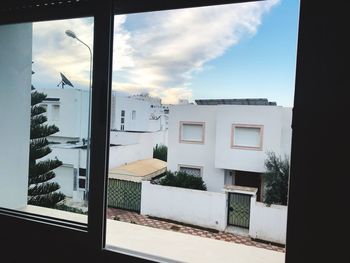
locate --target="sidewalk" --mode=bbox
[107,208,285,253]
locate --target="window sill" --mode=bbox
[106,220,284,263]
[16,205,284,262]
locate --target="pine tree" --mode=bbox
[28,90,65,208]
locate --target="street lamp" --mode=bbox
[65,29,92,202]
[65,30,92,93]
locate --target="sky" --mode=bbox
[32,0,300,106]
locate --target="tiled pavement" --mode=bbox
[107,207,285,253]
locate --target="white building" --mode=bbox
[167,99,292,200]
[38,88,90,144]
[36,88,168,203]
[111,92,169,132]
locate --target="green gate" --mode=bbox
[228,193,251,228]
[107,179,141,212]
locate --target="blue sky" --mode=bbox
[32,0,300,107]
[189,0,300,106]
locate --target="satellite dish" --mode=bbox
[57,72,74,89]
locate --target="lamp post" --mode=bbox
[65,30,92,94]
[65,29,92,202]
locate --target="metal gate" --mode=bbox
[228,193,251,228]
[107,178,141,212]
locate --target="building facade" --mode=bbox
[167,101,292,200]
[37,88,168,204]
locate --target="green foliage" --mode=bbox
[158,171,207,191]
[54,204,87,215]
[153,144,167,161]
[28,90,65,208]
[263,152,290,206]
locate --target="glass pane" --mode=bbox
[234,126,261,148]
[181,123,204,142]
[106,0,299,262]
[0,17,93,222]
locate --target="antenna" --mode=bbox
[57,72,74,89]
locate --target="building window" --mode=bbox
[231,124,263,150]
[179,165,202,177]
[51,104,60,121]
[179,121,205,144]
[132,110,136,120]
[120,110,125,130]
[78,168,86,190]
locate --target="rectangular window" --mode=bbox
[132,110,136,120]
[51,104,60,121]
[120,110,125,129]
[179,121,205,144]
[179,165,202,177]
[79,168,86,177]
[78,178,86,189]
[231,124,263,150]
[78,168,87,190]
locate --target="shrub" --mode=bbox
[54,204,87,215]
[153,144,167,161]
[158,171,207,191]
[263,152,290,206]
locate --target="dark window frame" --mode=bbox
[2,0,345,262]
[0,1,294,262]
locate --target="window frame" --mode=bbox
[0,0,114,260]
[51,104,60,121]
[2,0,337,263]
[179,121,206,144]
[178,164,203,177]
[231,124,264,151]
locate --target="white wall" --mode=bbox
[46,146,87,200]
[141,181,227,231]
[110,131,141,145]
[48,147,87,169]
[0,23,32,209]
[111,95,151,132]
[151,130,168,147]
[249,196,288,244]
[37,88,90,140]
[109,132,154,169]
[280,107,293,157]
[53,165,74,197]
[167,105,225,192]
[215,105,291,173]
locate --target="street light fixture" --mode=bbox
[65,29,92,202]
[65,30,92,92]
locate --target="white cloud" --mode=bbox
[113,0,280,103]
[32,0,279,103]
[32,17,94,89]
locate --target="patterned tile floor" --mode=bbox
[107,208,285,253]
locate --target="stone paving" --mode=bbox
[107,207,285,253]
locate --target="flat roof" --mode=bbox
[195,99,277,106]
[109,158,167,183]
